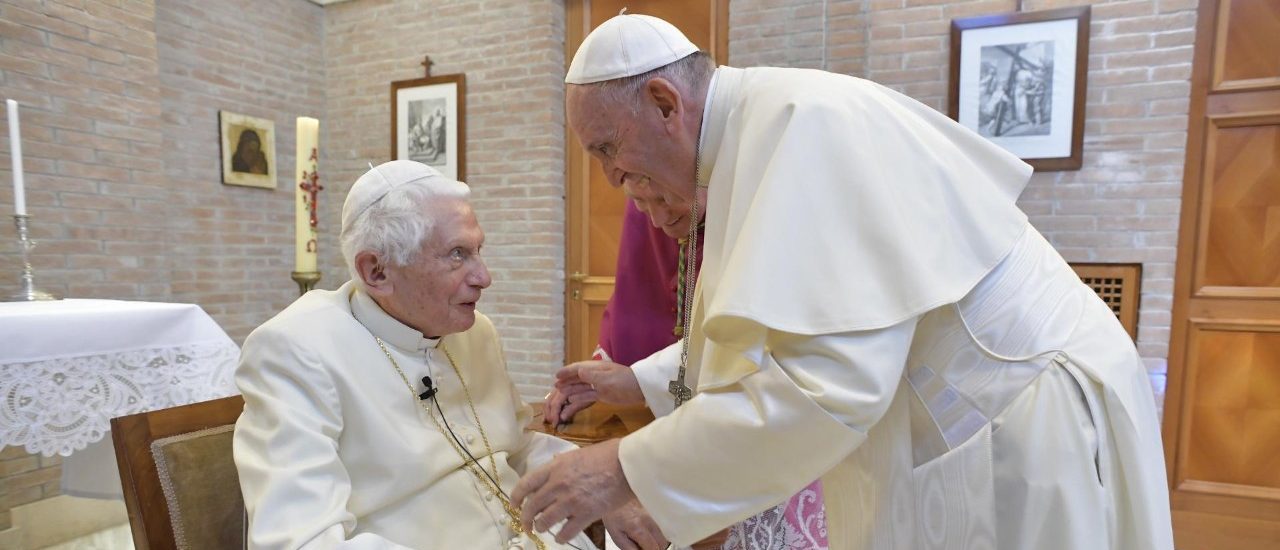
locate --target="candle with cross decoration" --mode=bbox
[294,117,321,276]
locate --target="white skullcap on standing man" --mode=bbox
[565,12,700,85]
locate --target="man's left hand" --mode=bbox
[511,439,634,544]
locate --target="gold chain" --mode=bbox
[375,337,547,550]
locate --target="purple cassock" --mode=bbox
[596,202,703,365]
[596,202,829,550]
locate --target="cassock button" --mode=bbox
[508,536,524,550]
[484,492,494,501]
[466,434,476,444]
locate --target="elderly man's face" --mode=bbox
[382,197,491,337]
[567,83,699,211]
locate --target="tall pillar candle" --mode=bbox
[6,100,26,216]
[295,117,320,273]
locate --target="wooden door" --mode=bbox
[564,0,728,363]
[1162,1,1280,548]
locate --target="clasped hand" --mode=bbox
[511,439,636,545]
[543,360,645,425]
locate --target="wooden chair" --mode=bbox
[111,395,246,550]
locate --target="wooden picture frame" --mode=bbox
[219,111,277,188]
[949,6,1090,172]
[391,74,466,181]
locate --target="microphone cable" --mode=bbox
[428,386,587,550]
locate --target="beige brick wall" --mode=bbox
[157,0,325,342]
[0,447,60,531]
[0,0,167,301]
[0,0,324,526]
[0,0,167,527]
[729,0,1197,399]
[322,0,567,398]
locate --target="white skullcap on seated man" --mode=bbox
[512,11,1174,550]
[233,160,597,550]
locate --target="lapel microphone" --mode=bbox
[418,376,438,400]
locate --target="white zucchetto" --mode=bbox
[565,13,699,85]
[341,160,447,234]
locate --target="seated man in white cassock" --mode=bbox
[233,160,596,550]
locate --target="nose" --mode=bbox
[470,258,492,289]
[605,163,626,189]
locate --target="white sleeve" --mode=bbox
[233,333,414,550]
[630,341,682,417]
[616,319,917,545]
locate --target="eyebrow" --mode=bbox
[587,126,621,155]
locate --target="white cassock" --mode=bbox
[618,67,1174,550]
[234,281,595,550]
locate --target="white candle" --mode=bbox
[6,99,26,216]
[295,117,320,273]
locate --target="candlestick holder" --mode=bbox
[5,214,61,302]
[290,270,321,296]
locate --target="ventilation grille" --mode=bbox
[1070,263,1141,340]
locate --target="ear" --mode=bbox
[644,77,684,129]
[355,251,392,297]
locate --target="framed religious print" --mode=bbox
[219,111,278,188]
[391,74,466,181]
[949,6,1090,172]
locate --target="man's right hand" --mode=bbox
[543,361,645,425]
[603,496,668,550]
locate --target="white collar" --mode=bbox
[349,287,441,353]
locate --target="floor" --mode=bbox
[40,524,132,550]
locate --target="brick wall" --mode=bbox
[0,0,323,527]
[729,0,1198,403]
[0,0,166,528]
[157,0,325,342]
[0,0,167,301]
[322,0,567,398]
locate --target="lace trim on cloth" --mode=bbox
[723,481,829,550]
[1,341,240,456]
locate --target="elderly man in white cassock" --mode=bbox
[233,160,597,550]
[512,13,1174,550]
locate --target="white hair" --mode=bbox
[340,178,471,286]
[587,51,715,108]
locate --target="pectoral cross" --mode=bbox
[668,367,692,408]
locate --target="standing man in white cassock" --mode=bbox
[512,13,1174,550]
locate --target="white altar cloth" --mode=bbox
[0,299,239,498]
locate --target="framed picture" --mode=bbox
[219,111,277,188]
[949,6,1090,171]
[391,74,466,181]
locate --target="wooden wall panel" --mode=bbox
[1164,0,1280,547]
[1199,117,1280,291]
[1182,327,1280,493]
[1214,0,1280,91]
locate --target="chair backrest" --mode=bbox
[111,395,246,550]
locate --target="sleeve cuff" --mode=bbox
[630,342,681,417]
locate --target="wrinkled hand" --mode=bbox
[543,361,645,425]
[512,439,634,544]
[604,497,667,550]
